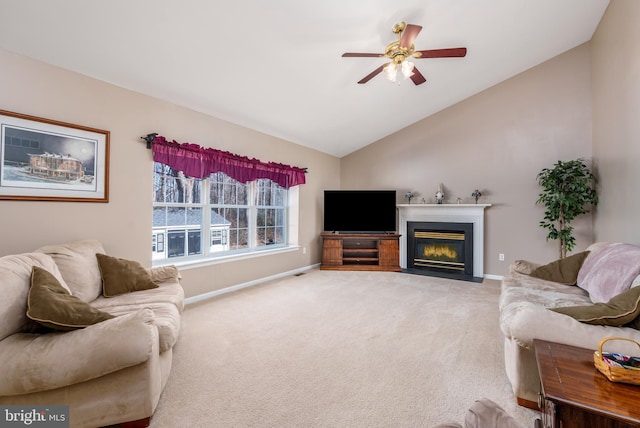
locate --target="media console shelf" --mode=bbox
[320,233,401,272]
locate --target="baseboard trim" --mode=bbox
[484,274,504,281]
[185,263,321,305]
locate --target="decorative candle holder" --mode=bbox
[472,189,482,204]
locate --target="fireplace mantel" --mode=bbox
[397,204,491,278]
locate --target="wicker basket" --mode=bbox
[594,337,640,385]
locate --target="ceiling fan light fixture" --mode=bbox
[401,60,415,79]
[383,63,398,82]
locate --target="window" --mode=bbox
[209,171,249,252]
[153,163,203,261]
[256,178,286,246]
[153,163,289,263]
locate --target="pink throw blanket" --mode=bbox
[577,243,640,302]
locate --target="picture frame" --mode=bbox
[0,110,109,202]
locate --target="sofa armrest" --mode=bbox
[509,260,540,275]
[148,265,181,283]
[0,308,157,396]
[500,301,640,355]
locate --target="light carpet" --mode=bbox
[151,269,538,427]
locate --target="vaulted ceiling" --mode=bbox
[0,0,610,157]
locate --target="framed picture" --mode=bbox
[0,110,109,202]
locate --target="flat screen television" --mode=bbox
[323,190,397,233]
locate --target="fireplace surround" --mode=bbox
[397,204,491,280]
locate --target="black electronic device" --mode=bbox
[323,190,397,233]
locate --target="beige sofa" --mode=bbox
[499,242,640,408]
[0,240,184,428]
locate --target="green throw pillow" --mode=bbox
[530,251,590,285]
[551,285,640,327]
[97,253,158,297]
[27,266,114,331]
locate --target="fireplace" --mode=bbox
[397,203,490,281]
[408,222,474,279]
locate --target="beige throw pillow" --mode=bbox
[27,266,114,331]
[97,253,158,297]
[529,251,590,285]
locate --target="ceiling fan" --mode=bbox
[342,22,467,85]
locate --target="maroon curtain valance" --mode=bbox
[151,135,306,188]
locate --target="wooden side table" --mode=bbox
[534,339,640,428]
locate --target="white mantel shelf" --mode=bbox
[397,203,491,209]
[397,204,491,278]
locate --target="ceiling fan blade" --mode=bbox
[357,64,385,84]
[342,52,385,58]
[410,67,426,85]
[399,24,422,49]
[414,47,467,58]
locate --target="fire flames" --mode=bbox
[423,244,458,260]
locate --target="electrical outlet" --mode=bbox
[302,247,307,254]
[499,253,505,261]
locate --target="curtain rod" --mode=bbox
[140,133,308,173]
[141,133,158,149]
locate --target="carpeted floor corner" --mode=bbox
[151,269,538,427]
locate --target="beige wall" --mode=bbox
[591,0,640,243]
[341,43,594,276]
[0,48,340,297]
[3,0,635,289]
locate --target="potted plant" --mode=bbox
[536,159,598,259]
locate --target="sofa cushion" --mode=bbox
[27,266,114,331]
[551,285,640,327]
[99,302,181,352]
[96,254,158,297]
[92,281,185,312]
[500,271,590,311]
[500,285,591,313]
[577,243,640,303]
[529,251,590,285]
[0,252,70,341]
[36,240,106,302]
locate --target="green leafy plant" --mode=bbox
[536,159,598,259]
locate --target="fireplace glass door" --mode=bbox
[414,231,465,272]
[407,222,473,278]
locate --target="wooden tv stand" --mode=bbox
[320,232,401,272]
